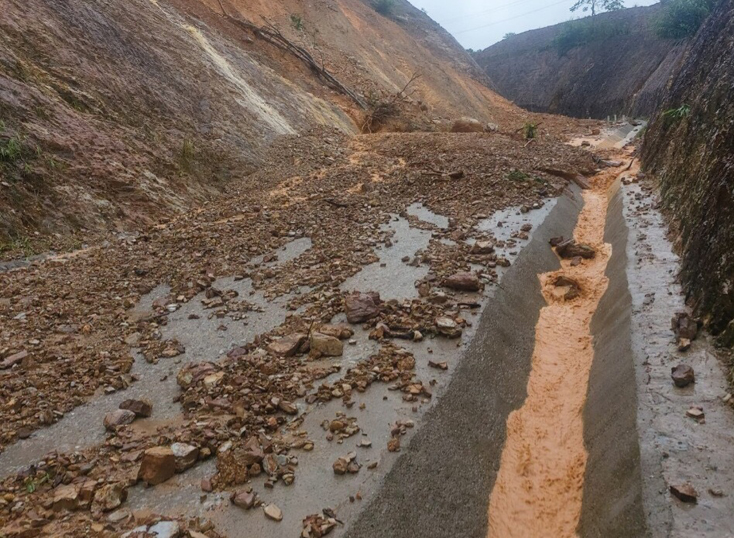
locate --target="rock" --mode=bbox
[552,275,581,301]
[686,406,705,419]
[92,483,127,512]
[428,360,448,370]
[670,483,697,504]
[344,292,381,323]
[677,338,692,352]
[470,241,494,255]
[138,446,176,485]
[231,490,257,510]
[318,323,354,340]
[103,409,137,431]
[436,317,462,338]
[148,521,181,538]
[556,239,596,259]
[443,272,480,292]
[549,236,565,247]
[387,438,400,452]
[0,350,27,370]
[333,458,348,475]
[485,122,499,132]
[310,332,344,357]
[264,503,283,522]
[171,443,199,472]
[451,117,484,133]
[53,484,79,511]
[278,400,298,415]
[268,333,307,357]
[671,364,695,388]
[671,312,699,340]
[119,399,153,418]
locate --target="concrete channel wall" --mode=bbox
[580,184,649,537]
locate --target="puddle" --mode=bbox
[0,239,312,476]
[341,216,431,300]
[407,203,449,229]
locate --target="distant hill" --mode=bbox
[473,4,687,119]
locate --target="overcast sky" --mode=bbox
[408,0,660,50]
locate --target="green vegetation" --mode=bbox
[523,122,538,139]
[654,0,716,39]
[373,0,395,16]
[178,137,196,173]
[507,170,531,182]
[503,32,517,40]
[662,103,691,124]
[553,18,630,56]
[290,14,304,31]
[570,0,624,17]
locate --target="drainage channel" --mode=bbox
[487,164,620,537]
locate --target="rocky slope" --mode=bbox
[473,4,686,119]
[642,0,734,348]
[0,0,544,251]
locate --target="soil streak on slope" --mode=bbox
[487,162,625,537]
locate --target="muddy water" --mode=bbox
[487,166,624,537]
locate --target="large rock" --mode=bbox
[451,117,484,133]
[119,399,153,418]
[92,482,127,512]
[443,272,481,292]
[53,484,79,511]
[556,239,596,259]
[171,443,199,472]
[138,447,176,485]
[671,364,695,388]
[103,409,136,431]
[344,292,381,323]
[310,333,344,357]
[671,312,699,340]
[267,333,307,357]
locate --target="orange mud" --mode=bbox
[487,159,631,537]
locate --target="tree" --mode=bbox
[570,0,624,17]
[503,32,517,39]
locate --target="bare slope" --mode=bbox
[473,5,685,119]
[0,0,536,248]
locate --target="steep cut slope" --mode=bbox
[0,0,528,249]
[642,0,734,347]
[473,5,686,119]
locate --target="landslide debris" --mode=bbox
[0,129,595,535]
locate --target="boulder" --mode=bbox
[92,483,127,512]
[171,443,199,473]
[53,484,79,511]
[451,117,484,133]
[138,447,176,485]
[671,364,695,388]
[344,292,381,323]
[310,333,344,357]
[119,399,153,418]
[267,333,307,357]
[103,409,136,431]
[443,272,481,292]
[556,239,596,259]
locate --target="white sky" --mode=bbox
[408,0,660,50]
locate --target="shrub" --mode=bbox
[654,0,715,39]
[290,14,304,31]
[553,18,630,56]
[523,122,538,139]
[508,170,530,182]
[374,0,395,16]
[503,32,517,40]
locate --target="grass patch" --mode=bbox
[374,0,395,16]
[178,137,196,174]
[553,18,630,56]
[654,0,716,39]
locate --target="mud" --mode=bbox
[487,165,620,537]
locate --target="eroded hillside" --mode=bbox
[0,0,556,251]
[642,0,734,347]
[473,5,685,119]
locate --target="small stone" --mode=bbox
[677,338,692,352]
[556,239,595,259]
[670,483,697,504]
[53,484,79,511]
[138,446,176,485]
[686,407,705,420]
[470,241,494,255]
[119,399,153,418]
[92,483,127,512]
[671,364,695,388]
[231,490,256,510]
[428,360,448,370]
[0,350,28,370]
[103,409,136,431]
[333,458,348,475]
[387,438,400,452]
[264,503,283,521]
